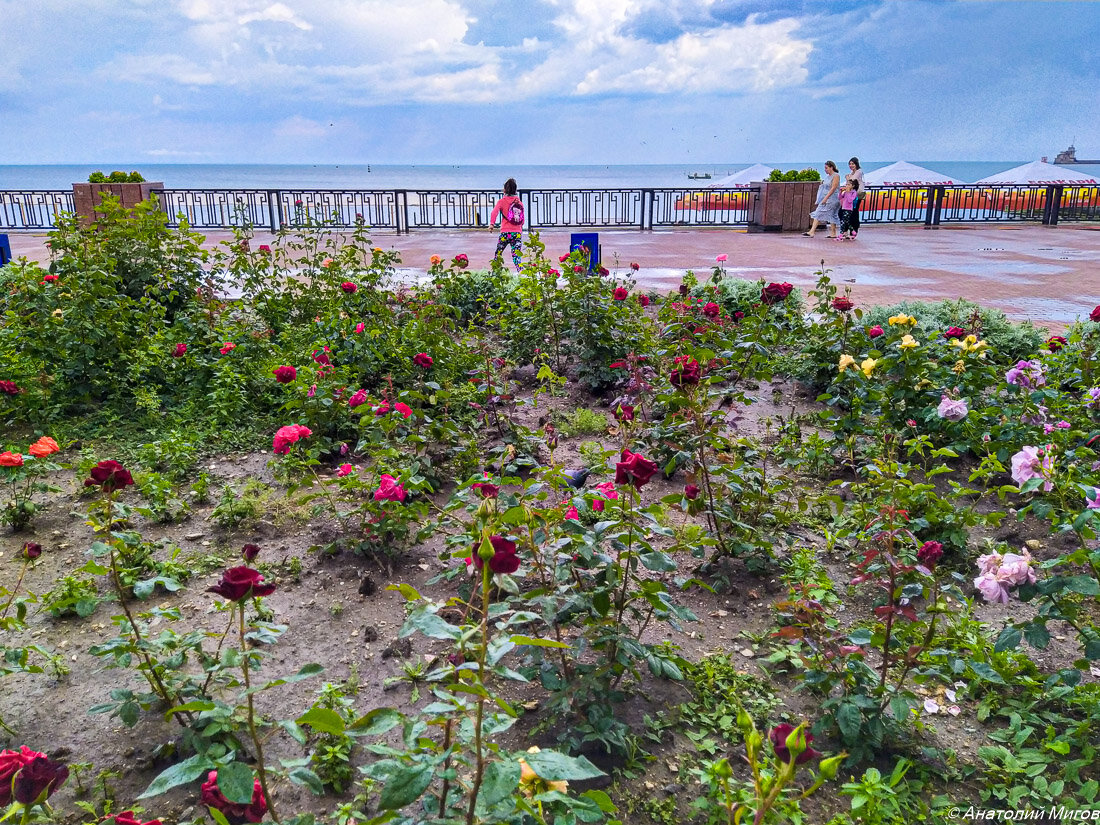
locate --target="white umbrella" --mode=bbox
[863,161,963,186]
[706,163,776,188]
[975,160,1097,185]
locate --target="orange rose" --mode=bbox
[0,451,24,467]
[430,255,443,266]
[27,437,59,458]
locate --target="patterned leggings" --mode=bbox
[494,232,522,269]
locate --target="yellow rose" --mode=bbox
[52,309,63,318]
[838,354,856,373]
[953,360,967,374]
[517,747,569,797]
[861,358,877,377]
[888,314,916,327]
[898,334,919,350]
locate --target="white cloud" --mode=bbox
[238,3,312,29]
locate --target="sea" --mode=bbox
[4,161,1100,190]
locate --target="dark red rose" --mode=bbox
[678,284,689,297]
[703,302,720,318]
[340,282,358,294]
[616,404,635,422]
[200,770,268,825]
[472,535,520,574]
[598,266,609,276]
[208,566,276,601]
[614,449,658,489]
[114,811,162,825]
[0,747,37,806]
[172,343,188,358]
[638,295,650,307]
[241,544,261,562]
[831,296,854,312]
[630,262,640,271]
[13,754,69,804]
[761,282,794,305]
[917,541,943,568]
[684,485,700,500]
[0,380,23,395]
[613,287,628,301]
[273,365,296,383]
[84,460,134,492]
[1091,306,1100,323]
[944,326,966,339]
[312,347,331,366]
[413,353,434,369]
[733,311,745,321]
[453,254,469,269]
[573,265,583,273]
[1046,335,1067,352]
[21,542,42,560]
[768,723,821,765]
[471,480,500,499]
[670,355,701,388]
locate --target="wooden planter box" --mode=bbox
[747,181,822,232]
[72,182,163,227]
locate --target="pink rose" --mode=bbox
[348,389,368,408]
[374,474,407,502]
[354,323,365,334]
[974,572,1009,603]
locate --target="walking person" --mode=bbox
[490,178,524,271]
[846,157,865,237]
[804,161,840,238]
[837,179,859,240]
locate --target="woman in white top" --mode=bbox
[846,157,865,237]
[804,161,840,238]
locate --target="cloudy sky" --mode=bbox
[2,0,1097,164]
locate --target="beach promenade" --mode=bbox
[7,223,1098,330]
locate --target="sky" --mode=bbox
[1,0,1098,164]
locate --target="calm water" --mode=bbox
[4,162,1100,190]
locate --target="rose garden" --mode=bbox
[1,197,1099,824]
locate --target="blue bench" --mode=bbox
[569,232,600,270]
[0,234,10,266]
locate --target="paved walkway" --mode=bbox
[7,223,1099,330]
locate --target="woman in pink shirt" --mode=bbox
[489,178,524,270]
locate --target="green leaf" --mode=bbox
[993,627,1022,653]
[350,708,403,735]
[217,761,256,805]
[404,608,461,640]
[296,707,346,736]
[509,635,571,649]
[969,662,1006,684]
[835,702,862,742]
[378,763,433,810]
[640,551,676,572]
[519,750,604,781]
[1023,623,1051,650]
[1063,575,1100,596]
[288,767,325,795]
[386,583,422,601]
[138,753,214,799]
[208,808,231,825]
[480,759,521,808]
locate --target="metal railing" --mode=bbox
[0,191,74,229]
[1,184,1096,232]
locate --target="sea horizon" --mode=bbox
[3,160,1099,191]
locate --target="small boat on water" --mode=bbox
[1053,145,1100,165]
[687,172,712,180]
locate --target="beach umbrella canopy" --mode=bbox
[706,164,776,188]
[974,160,1097,185]
[863,161,963,186]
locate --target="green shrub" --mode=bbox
[768,168,821,181]
[556,407,609,437]
[87,170,145,183]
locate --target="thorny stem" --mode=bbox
[0,561,30,621]
[201,609,239,696]
[240,603,280,823]
[465,564,492,825]
[438,718,454,817]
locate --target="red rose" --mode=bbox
[559,254,570,263]
[393,402,413,418]
[868,325,884,338]
[733,311,745,321]
[630,262,640,271]
[670,355,701,388]
[471,480,500,498]
[21,542,42,560]
[0,381,21,395]
[616,404,635,422]
[273,365,296,383]
[241,544,261,562]
[638,295,650,307]
[172,343,188,358]
[1091,306,1100,323]
[1046,335,1067,352]
[208,566,276,601]
[684,484,700,500]
[598,266,609,276]
[219,342,236,355]
[258,245,271,254]
[114,811,162,825]
[573,265,583,273]
[374,473,407,503]
[312,347,331,366]
[200,770,268,825]
[340,282,358,293]
[761,282,794,305]
[272,424,312,455]
[413,353,434,369]
[84,460,134,491]
[703,302,720,318]
[28,436,58,458]
[12,754,69,805]
[42,274,59,283]
[0,748,37,806]
[614,449,658,489]
[831,296,854,312]
[944,326,966,338]
[0,451,24,468]
[613,287,628,301]
[348,389,368,408]
[917,541,943,568]
[768,723,821,765]
[472,535,520,574]
[453,254,469,269]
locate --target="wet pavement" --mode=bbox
[7,223,1099,330]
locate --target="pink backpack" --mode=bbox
[506,198,524,226]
